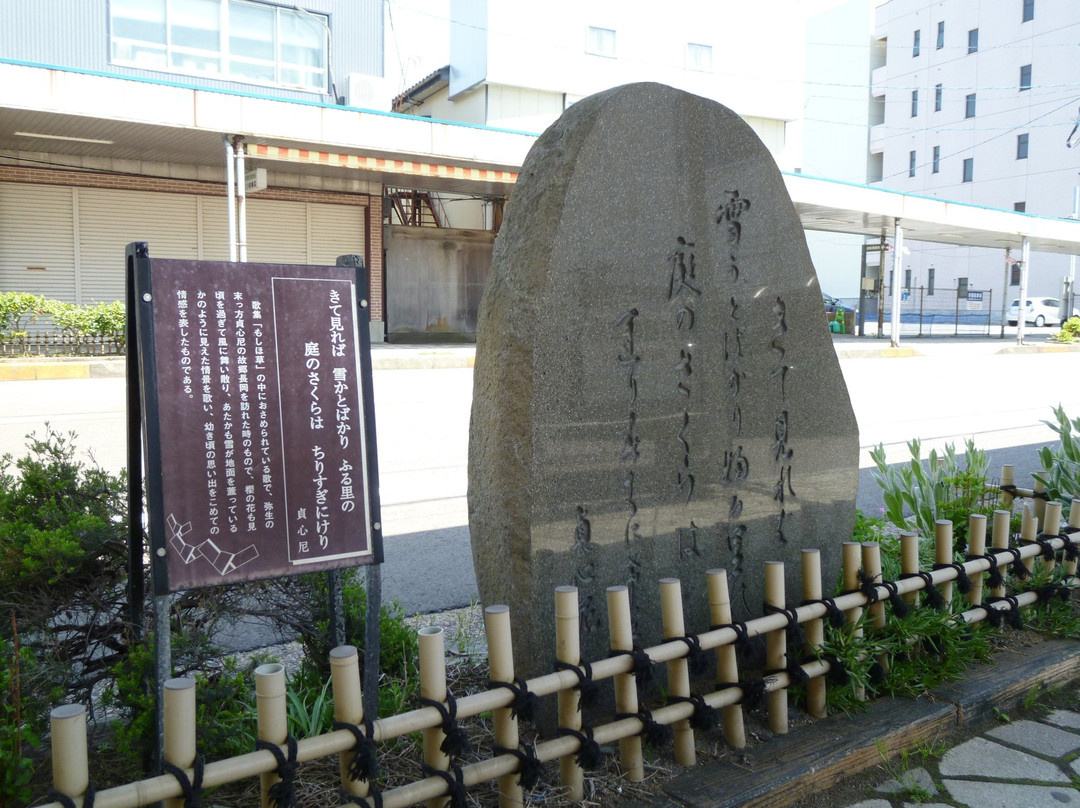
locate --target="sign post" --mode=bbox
[128,244,384,760]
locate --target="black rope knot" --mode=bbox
[858,569,882,604]
[493,743,544,790]
[256,736,298,808]
[802,597,846,628]
[418,692,472,758]
[712,620,766,669]
[1036,583,1070,603]
[668,693,720,731]
[879,580,910,619]
[49,782,95,808]
[162,758,204,808]
[823,654,849,686]
[333,718,378,783]
[1005,547,1033,580]
[616,706,673,748]
[490,676,539,724]
[422,763,468,808]
[969,552,1005,589]
[718,677,766,711]
[901,571,946,609]
[1031,534,1060,562]
[986,596,1024,629]
[554,659,602,711]
[763,602,806,651]
[675,634,711,677]
[1063,530,1080,562]
[608,645,654,687]
[557,726,604,770]
[932,562,971,595]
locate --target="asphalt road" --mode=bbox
[1,339,1077,619]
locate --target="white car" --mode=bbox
[1007,297,1078,327]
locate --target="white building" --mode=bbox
[868,0,1080,306]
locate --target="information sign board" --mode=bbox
[133,256,382,593]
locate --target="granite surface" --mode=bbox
[468,83,859,677]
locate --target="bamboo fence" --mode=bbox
[0,333,124,357]
[41,493,1080,808]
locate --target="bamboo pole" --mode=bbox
[763,561,787,735]
[706,569,746,748]
[659,578,695,767]
[1033,478,1047,528]
[330,645,368,801]
[861,542,888,673]
[485,606,523,808]
[254,663,287,808]
[1001,464,1015,509]
[801,550,826,719]
[934,520,954,609]
[990,509,1011,599]
[1020,504,1038,578]
[418,626,449,808]
[900,531,920,608]
[607,585,643,782]
[1043,501,1063,573]
[163,678,196,808]
[967,514,988,607]
[554,586,584,801]
[1068,499,1080,578]
[51,704,89,803]
[841,542,864,700]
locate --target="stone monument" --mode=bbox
[468,83,859,678]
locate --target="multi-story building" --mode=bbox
[868,0,1080,307]
[0,0,530,342]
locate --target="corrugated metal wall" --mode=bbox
[0,0,383,101]
[0,183,366,304]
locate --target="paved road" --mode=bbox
[1,338,1078,617]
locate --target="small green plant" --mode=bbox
[1052,316,1080,343]
[875,739,937,804]
[1034,405,1080,518]
[286,674,334,739]
[870,437,998,556]
[993,706,1011,724]
[1,629,40,807]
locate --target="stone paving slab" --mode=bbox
[874,766,937,796]
[938,736,1070,782]
[943,779,1080,808]
[986,719,1080,757]
[1046,709,1080,731]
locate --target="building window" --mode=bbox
[958,277,969,298]
[1022,0,1034,22]
[911,89,919,117]
[909,150,917,177]
[1014,201,1026,212]
[965,93,976,118]
[932,145,940,173]
[962,157,974,182]
[927,267,935,295]
[905,269,912,289]
[685,42,712,72]
[109,0,329,92]
[934,84,942,111]
[936,20,945,49]
[1020,64,1032,90]
[913,29,921,57]
[968,28,979,53]
[586,26,616,57]
[1017,133,1029,159]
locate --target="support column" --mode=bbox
[235,137,247,262]
[224,136,237,262]
[890,220,904,348]
[1017,236,1031,345]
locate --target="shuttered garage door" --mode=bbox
[1,183,366,304]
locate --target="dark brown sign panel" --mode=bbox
[136,258,379,592]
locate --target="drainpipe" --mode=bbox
[235,137,247,262]
[890,220,904,348]
[224,135,237,262]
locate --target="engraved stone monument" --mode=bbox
[468,83,859,677]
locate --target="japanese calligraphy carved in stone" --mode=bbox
[468,83,858,678]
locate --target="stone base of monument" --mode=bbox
[635,637,1080,808]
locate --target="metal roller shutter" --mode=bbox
[0,183,76,301]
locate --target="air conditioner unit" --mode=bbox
[347,74,391,111]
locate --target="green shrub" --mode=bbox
[0,292,48,339]
[1034,404,1080,518]
[1052,316,1080,343]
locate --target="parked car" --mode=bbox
[1006,297,1079,327]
